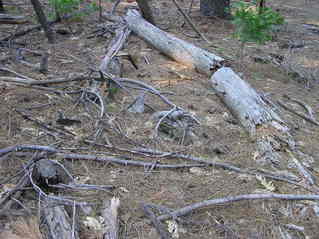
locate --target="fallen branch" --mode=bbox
[0,144,208,169]
[277,99,319,126]
[171,0,210,43]
[157,193,319,221]
[141,203,171,239]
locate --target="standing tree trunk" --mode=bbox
[30,0,55,44]
[136,0,155,25]
[0,0,5,13]
[200,0,230,18]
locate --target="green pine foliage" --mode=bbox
[232,1,284,44]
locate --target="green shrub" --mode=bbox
[48,0,98,20]
[232,1,284,44]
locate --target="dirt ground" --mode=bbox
[0,0,319,238]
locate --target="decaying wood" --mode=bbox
[210,67,294,165]
[32,159,73,186]
[102,197,120,239]
[124,9,296,165]
[0,13,27,24]
[42,201,79,239]
[124,9,224,75]
[136,0,155,25]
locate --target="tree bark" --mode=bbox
[200,0,230,18]
[136,0,155,25]
[30,0,55,44]
[0,0,5,13]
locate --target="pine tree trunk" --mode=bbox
[30,0,55,43]
[0,0,5,13]
[200,0,230,18]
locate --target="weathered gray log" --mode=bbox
[102,197,120,239]
[210,67,294,164]
[42,202,79,239]
[124,9,224,75]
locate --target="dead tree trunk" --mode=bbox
[124,9,294,165]
[136,0,155,25]
[30,0,55,44]
[124,10,224,75]
[200,0,230,18]
[0,0,5,13]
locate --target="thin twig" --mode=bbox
[171,0,210,43]
[277,100,319,126]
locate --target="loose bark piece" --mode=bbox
[124,9,224,75]
[102,197,120,239]
[42,201,79,239]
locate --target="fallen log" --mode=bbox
[124,9,295,165]
[124,9,224,75]
[210,67,294,164]
[41,201,79,239]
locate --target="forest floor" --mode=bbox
[0,0,319,238]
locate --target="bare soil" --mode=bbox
[0,0,319,238]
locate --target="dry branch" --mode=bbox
[157,193,319,221]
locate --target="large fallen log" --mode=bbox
[124,9,295,165]
[210,67,294,164]
[124,9,224,75]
